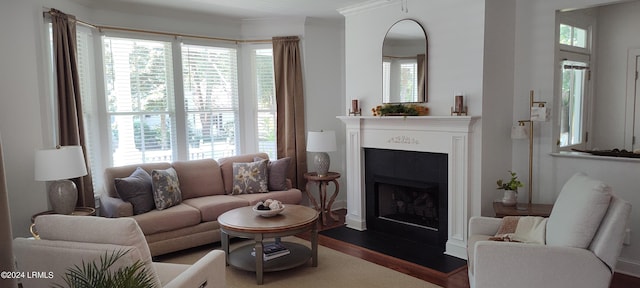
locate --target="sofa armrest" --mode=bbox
[99,194,134,217]
[468,216,502,236]
[163,250,226,288]
[472,241,612,288]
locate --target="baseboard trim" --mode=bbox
[616,257,640,278]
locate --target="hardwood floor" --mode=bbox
[310,209,640,288]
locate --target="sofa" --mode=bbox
[99,153,302,256]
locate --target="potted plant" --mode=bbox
[53,249,156,288]
[496,170,524,206]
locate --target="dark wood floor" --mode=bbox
[309,209,640,288]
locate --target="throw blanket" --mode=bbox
[489,216,547,244]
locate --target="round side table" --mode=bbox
[304,172,340,225]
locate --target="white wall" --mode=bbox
[515,0,640,276]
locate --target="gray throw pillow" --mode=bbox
[114,167,154,215]
[232,159,268,195]
[151,167,182,210]
[255,156,291,191]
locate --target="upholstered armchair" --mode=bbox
[14,215,225,288]
[467,173,632,288]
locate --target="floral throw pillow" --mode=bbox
[232,159,268,195]
[151,167,182,210]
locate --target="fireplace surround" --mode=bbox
[365,148,448,247]
[338,116,478,259]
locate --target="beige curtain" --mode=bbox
[417,53,426,101]
[0,134,17,287]
[273,36,307,188]
[51,9,95,208]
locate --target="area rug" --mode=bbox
[158,236,441,288]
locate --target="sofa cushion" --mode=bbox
[151,167,183,210]
[104,162,172,198]
[233,189,302,206]
[182,195,250,222]
[219,153,270,194]
[546,173,612,248]
[231,159,269,195]
[115,167,154,215]
[172,159,225,199]
[132,203,201,235]
[255,156,291,191]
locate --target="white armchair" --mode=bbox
[13,215,225,288]
[467,173,632,288]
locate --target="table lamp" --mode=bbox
[307,130,336,177]
[35,146,87,214]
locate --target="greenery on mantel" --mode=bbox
[371,104,428,116]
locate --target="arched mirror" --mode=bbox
[382,19,428,103]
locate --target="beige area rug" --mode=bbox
[159,236,442,288]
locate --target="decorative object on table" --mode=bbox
[349,99,361,116]
[496,170,524,207]
[252,199,285,217]
[35,145,88,215]
[511,90,549,204]
[371,104,428,116]
[53,249,155,288]
[450,93,468,116]
[307,130,336,177]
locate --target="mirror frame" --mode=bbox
[382,19,428,104]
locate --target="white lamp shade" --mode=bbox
[510,125,529,140]
[307,130,337,152]
[35,146,88,181]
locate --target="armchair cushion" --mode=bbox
[546,173,612,248]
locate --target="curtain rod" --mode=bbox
[43,10,272,44]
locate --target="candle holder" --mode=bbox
[349,99,361,116]
[451,94,467,116]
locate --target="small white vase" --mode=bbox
[501,189,518,207]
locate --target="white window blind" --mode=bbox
[182,43,239,160]
[103,36,175,166]
[253,48,277,160]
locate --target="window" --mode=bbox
[556,20,592,151]
[382,58,418,103]
[253,48,277,159]
[46,23,277,195]
[182,43,239,160]
[103,36,176,166]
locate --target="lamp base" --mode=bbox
[313,152,330,177]
[48,179,78,215]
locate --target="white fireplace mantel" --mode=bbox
[337,115,479,259]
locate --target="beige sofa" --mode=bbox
[99,153,302,256]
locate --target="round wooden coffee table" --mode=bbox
[218,205,319,285]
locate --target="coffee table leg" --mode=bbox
[311,220,318,267]
[221,231,229,266]
[255,234,264,285]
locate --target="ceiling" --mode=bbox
[76,0,379,20]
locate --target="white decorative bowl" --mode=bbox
[252,205,285,217]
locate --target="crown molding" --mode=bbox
[337,0,395,17]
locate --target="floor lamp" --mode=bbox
[511,90,549,205]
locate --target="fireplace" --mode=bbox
[365,148,448,247]
[338,115,477,259]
